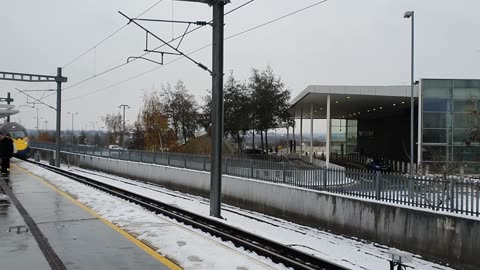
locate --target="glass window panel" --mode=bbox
[453,88,480,100]
[423,88,451,98]
[453,113,475,129]
[423,129,447,143]
[331,119,346,127]
[423,98,450,112]
[423,113,449,128]
[453,129,472,144]
[422,79,453,89]
[453,99,475,112]
[422,145,447,161]
[453,146,480,162]
[331,132,346,142]
[453,79,480,89]
[346,119,357,128]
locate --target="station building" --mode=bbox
[289,79,480,174]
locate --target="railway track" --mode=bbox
[29,160,349,270]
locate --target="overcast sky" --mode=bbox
[1,0,479,132]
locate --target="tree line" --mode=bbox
[102,66,292,154]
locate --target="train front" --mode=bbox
[1,123,31,159]
[12,133,31,159]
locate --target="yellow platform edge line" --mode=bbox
[13,164,183,270]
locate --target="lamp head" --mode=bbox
[404,11,414,18]
[175,0,229,5]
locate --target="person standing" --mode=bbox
[0,132,13,177]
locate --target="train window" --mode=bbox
[9,131,26,139]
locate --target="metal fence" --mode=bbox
[30,142,480,216]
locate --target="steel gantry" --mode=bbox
[0,68,67,167]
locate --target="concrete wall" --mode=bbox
[35,150,480,270]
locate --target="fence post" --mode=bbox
[140,151,143,163]
[375,170,381,200]
[408,174,414,200]
[250,159,254,178]
[323,167,327,190]
[184,155,187,168]
[167,153,171,166]
[224,157,228,174]
[203,156,207,171]
[450,177,455,212]
[282,163,286,183]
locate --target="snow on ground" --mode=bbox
[18,160,456,270]
[17,161,287,270]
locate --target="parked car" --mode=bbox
[244,148,267,155]
[108,145,124,151]
[366,158,391,172]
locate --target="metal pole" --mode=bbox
[119,104,129,147]
[409,12,415,175]
[300,107,303,154]
[72,114,74,144]
[326,95,331,168]
[122,106,125,146]
[6,92,11,122]
[310,104,314,163]
[55,67,62,167]
[36,108,39,134]
[292,118,295,153]
[210,1,225,218]
[286,125,289,153]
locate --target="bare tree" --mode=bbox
[140,90,169,151]
[102,113,122,145]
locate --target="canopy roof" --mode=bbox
[0,104,19,119]
[289,85,419,119]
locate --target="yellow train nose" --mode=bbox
[14,139,28,151]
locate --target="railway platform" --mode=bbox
[0,164,179,270]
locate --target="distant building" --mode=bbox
[289,79,480,173]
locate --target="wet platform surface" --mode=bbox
[0,165,175,270]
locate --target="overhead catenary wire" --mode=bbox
[40,0,256,99]
[20,0,167,101]
[61,0,329,103]
[22,0,328,115]
[62,0,166,69]
[15,88,56,111]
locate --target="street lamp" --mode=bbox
[118,104,130,147]
[68,112,79,144]
[404,10,414,174]
[89,121,97,131]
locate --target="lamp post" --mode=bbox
[404,10,414,174]
[90,121,97,132]
[118,104,130,147]
[34,107,43,135]
[68,112,79,145]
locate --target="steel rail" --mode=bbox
[28,160,348,270]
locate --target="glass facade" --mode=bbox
[330,119,357,154]
[421,79,480,173]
